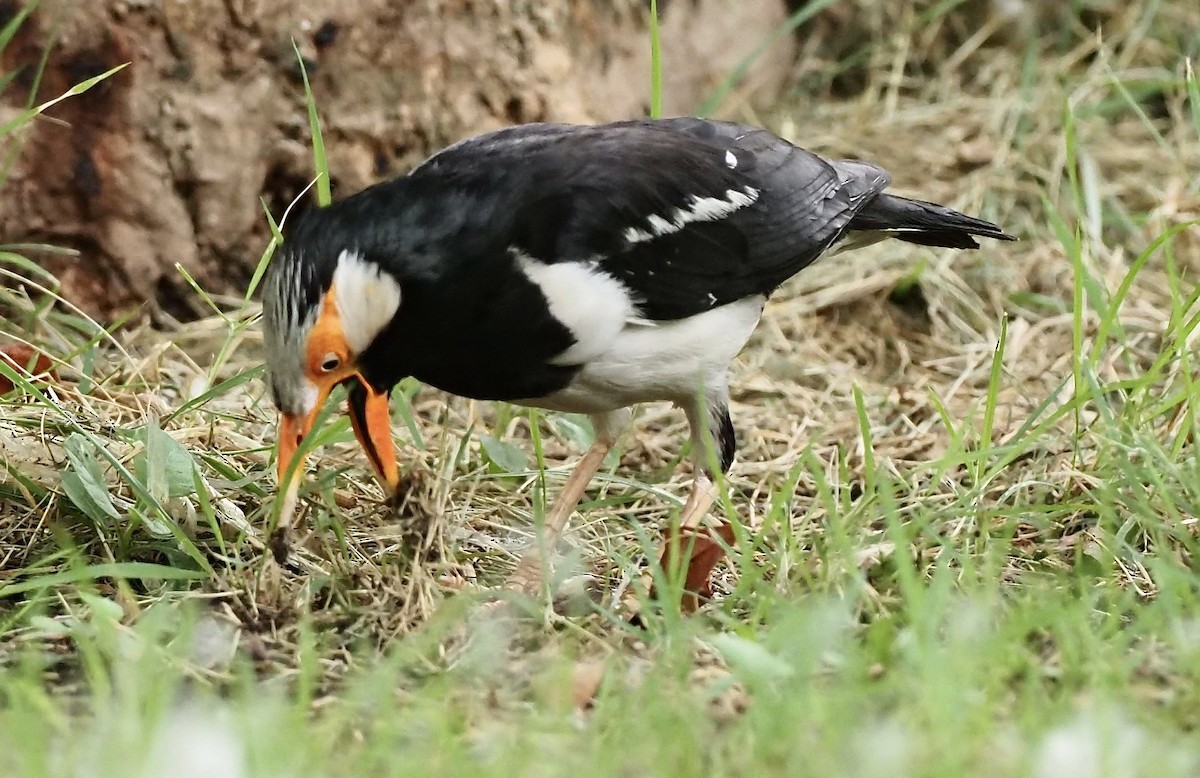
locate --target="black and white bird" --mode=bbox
[261,116,1014,593]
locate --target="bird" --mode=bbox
[260,116,1014,599]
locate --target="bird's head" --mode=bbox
[261,220,404,507]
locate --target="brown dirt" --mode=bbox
[0,0,796,319]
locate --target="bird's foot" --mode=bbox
[501,557,544,597]
[493,552,562,609]
[472,554,606,623]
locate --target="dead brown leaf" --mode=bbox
[660,522,739,614]
[0,344,56,394]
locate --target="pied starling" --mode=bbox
[261,116,1014,593]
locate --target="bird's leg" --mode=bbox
[677,470,719,531]
[643,395,737,607]
[503,441,609,594]
[679,394,736,529]
[504,410,628,595]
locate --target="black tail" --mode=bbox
[848,193,1016,250]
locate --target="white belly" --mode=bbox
[518,295,766,414]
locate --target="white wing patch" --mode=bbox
[511,249,635,366]
[332,250,403,354]
[623,185,760,245]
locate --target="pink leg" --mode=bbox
[505,412,625,594]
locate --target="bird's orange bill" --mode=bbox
[275,378,399,527]
[276,398,327,531]
[347,380,399,493]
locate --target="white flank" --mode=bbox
[622,186,760,245]
[520,295,766,414]
[511,249,635,366]
[332,249,403,354]
[724,150,738,169]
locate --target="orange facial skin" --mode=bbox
[276,285,399,510]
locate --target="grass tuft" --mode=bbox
[4,2,1200,776]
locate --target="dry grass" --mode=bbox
[3,1,1200,773]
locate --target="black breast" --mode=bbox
[357,249,580,402]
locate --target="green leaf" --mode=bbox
[550,414,596,451]
[28,616,73,636]
[137,420,196,500]
[479,434,528,475]
[140,423,168,505]
[129,501,172,538]
[708,633,795,685]
[78,591,125,623]
[60,434,120,524]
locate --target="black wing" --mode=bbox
[411,117,891,322]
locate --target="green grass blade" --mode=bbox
[0,63,128,138]
[1090,219,1198,362]
[291,39,330,207]
[649,0,662,118]
[0,563,206,598]
[0,0,36,59]
[175,262,231,323]
[978,314,1008,479]
[852,385,876,497]
[242,200,284,303]
[0,248,65,283]
[161,365,265,424]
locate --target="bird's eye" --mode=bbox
[319,353,342,373]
